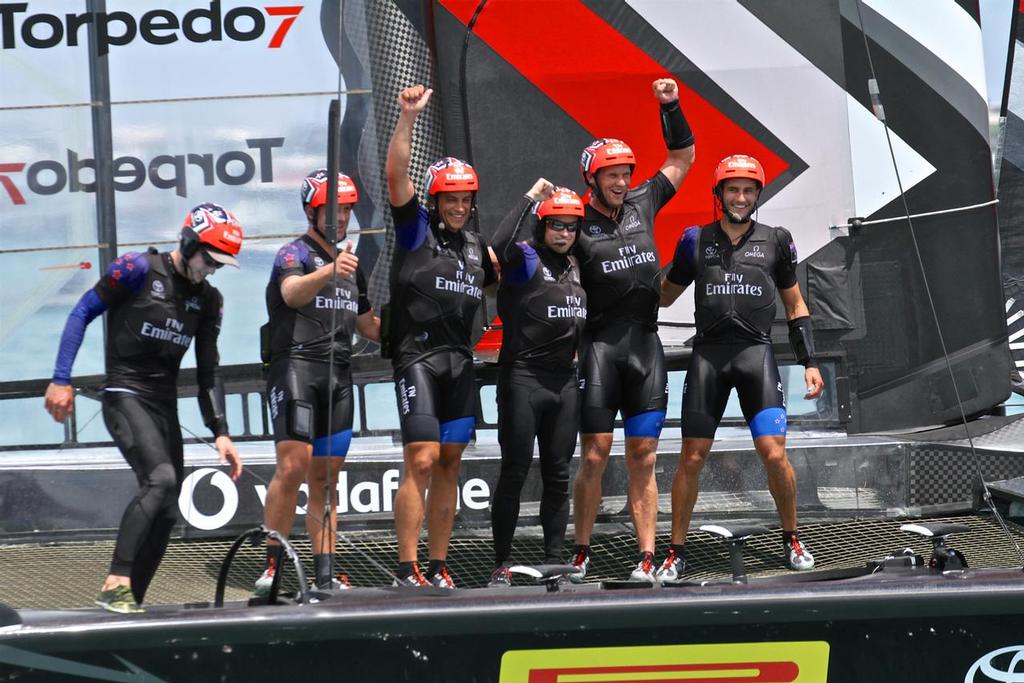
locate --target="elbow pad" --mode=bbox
[787,316,818,368]
[199,377,229,437]
[660,100,694,150]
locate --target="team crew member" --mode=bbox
[257,169,381,594]
[44,203,244,614]
[487,181,587,587]
[386,84,498,588]
[571,78,695,582]
[658,154,823,580]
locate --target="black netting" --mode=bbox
[2,515,1021,609]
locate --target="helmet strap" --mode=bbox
[588,169,623,220]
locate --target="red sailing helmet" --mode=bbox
[424,157,479,196]
[713,154,766,189]
[537,187,585,219]
[579,138,636,181]
[301,168,359,208]
[180,202,244,266]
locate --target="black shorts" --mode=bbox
[267,358,354,457]
[394,350,478,445]
[681,342,786,440]
[578,323,668,436]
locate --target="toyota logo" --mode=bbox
[965,645,1024,682]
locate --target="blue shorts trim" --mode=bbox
[750,408,787,439]
[624,410,665,439]
[439,416,475,444]
[313,429,352,457]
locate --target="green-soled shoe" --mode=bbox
[95,585,143,614]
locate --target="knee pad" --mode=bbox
[624,410,665,439]
[749,407,787,439]
[147,462,178,497]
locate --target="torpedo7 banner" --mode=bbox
[0,1,373,384]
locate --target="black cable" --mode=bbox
[459,0,488,171]
[853,0,1024,567]
[318,0,347,582]
[459,0,493,338]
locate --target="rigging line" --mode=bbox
[460,0,493,337]
[0,229,386,257]
[0,89,372,113]
[318,0,348,571]
[831,199,999,230]
[852,0,1024,566]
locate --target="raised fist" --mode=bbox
[527,178,555,202]
[398,84,433,114]
[652,78,679,104]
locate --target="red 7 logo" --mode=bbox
[265,6,303,48]
[0,163,26,205]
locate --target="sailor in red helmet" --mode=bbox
[487,180,587,586]
[571,78,695,583]
[658,154,824,580]
[256,169,380,596]
[384,84,498,588]
[44,202,244,613]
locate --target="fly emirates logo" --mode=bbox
[315,286,358,312]
[435,268,481,299]
[601,244,656,273]
[706,272,763,297]
[141,317,193,347]
[547,295,585,319]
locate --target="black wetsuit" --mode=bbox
[574,171,675,436]
[666,221,799,438]
[53,250,227,603]
[490,197,586,564]
[265,234,370,455]
[388,196,496,444]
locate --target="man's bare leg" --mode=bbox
[572,433,612,547]
[394,442,439,562]
[426,442,466,560]
[624,436,659,553]
[306,456,344,555]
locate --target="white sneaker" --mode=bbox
[316,573,352,590]
[569,548,591,584]
[428,565,456,589]
[629,552,657,582]
[655,548,686,582]
[254,560,277,597]
[785,536,815,571]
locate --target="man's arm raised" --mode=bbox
[386,85,433,207]
[653,78,695,190]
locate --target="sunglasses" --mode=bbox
[200,249,225,269]
[546,219,579,233]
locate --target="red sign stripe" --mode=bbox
[526,660,799,683]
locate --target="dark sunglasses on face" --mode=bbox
[546,219,579,233]
[200,249,225,269]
